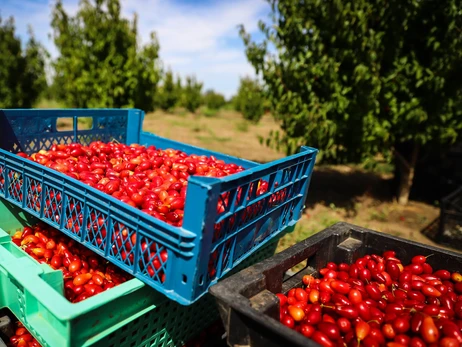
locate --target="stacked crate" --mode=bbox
[0,109,317,346]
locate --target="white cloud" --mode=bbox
[121,0,269,97]
[1,0,269,98]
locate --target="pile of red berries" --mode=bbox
[277,251,462,346]
[12,223,130,303]
[8,321,40,347]
[17,141,247,227]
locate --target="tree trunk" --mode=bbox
[396,143,420,205]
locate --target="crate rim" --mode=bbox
[212,222,462,296]
[1,108,142,112]
[0,107,318,230]
[0,144,317,246]
[210,220,462,303]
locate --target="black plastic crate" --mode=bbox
[209,222,462,347]
[437,186,462,249]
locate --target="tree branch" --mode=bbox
[410,142,420,167]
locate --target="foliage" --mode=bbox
[181,75,203,113]
[234,77,265,123]
[176,76,182,98]
[240,0,462,203]
[262,98,272,113]
[203,89,226,110]
[0,17,47,108]
[202,107,219,118]
[235,120,250,133]
[157,70,179,111]
[35,98,65,109]
[51,0,161,110]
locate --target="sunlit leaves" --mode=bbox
[51,0,161,110]
[241,0,462,163]
[234,77,265,123]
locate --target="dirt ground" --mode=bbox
[143,109,283,163]
[278,165,458,254]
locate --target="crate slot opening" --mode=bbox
[77,117,93,130]
[287,258,308,276]
[56,118,73,132]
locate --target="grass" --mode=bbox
[276,195,460,253]
[369,207,389,222]
[201,107,219,118]
[196,127,232,144]
[235,120,250,133]
[35,98,65,109]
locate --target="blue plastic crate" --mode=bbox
[0,109,317,305]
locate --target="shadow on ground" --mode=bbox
[305,166,394,211]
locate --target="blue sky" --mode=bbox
[1,0,270,98]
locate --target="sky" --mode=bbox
[0,0,270,99]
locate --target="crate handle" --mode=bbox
[210,225,334,305]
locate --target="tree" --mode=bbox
[157,69,179,111]
[176,76,182,96]
[203,89,226,110]
[234,77,265,123]
[0,17,47,108]
[181,76,203,113]
[240,0,462,204]
[51,0,161,110]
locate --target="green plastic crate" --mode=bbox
[0,198,284,347]
[0,199,164,347]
